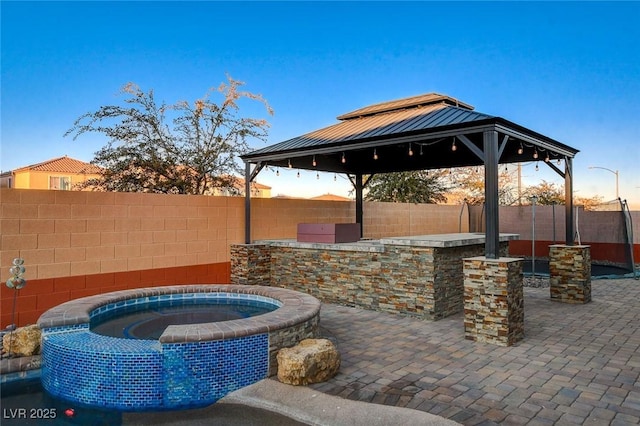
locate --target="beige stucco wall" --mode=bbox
[11,170,101,190]
[0,189,468,281]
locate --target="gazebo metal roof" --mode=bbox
[241,93,580,257]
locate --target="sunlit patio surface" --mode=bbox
[304,278,640,425]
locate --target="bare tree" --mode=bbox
[65,76,273,194]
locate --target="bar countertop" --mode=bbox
[259,233,519,252]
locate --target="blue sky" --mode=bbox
[2,1,639,206]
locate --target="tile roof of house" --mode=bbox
[309,193,352,201]
[13,156,102,174]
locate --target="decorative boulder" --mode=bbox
[2,325,41,357]
[277,338,340,385]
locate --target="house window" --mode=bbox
[49,176,71,190]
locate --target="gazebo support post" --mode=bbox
[483,129,500,259]
[355,173,364,238]
[244,162,251,244]
[564,157,574,245]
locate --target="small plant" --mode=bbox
[3,258,26,357]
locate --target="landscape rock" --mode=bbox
[277,338,340,385]
[2,325,41,357]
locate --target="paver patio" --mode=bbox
[301,278,640,425]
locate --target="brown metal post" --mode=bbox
[565,157,574,245]
[355,173,363,238]
[244,162,251,244]
[483,130,500,259]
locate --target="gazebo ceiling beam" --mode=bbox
[544,158,565,179]
[495,124,575,158]
[456,134,485,162]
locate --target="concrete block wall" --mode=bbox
[0,189,237,281]
[470,204,640,266]
[1,189,469,326]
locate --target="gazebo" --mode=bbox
[241,93,580,258]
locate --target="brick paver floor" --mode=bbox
[300,278,640,425]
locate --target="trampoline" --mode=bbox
[522,259,635,279]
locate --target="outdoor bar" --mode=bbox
[231,232,518,321]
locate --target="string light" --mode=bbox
[373,149,378,160]
[316,172,319,180]
[288,159,292,169]
[451,137,457,152]
[334,173,337,181]
[533,148,539,159]
[276,169,280,177]
[557,158,561,165]
[545,153,550,162]
[312,155,317,167]
[297,171,300,178]
[408,143,414,156]
[518,143,524,155]
[420,144,424,155]
[341,152,346,164]
[535,162,539,171]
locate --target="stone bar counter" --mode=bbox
[231,233,518,321]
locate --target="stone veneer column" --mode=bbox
[230,243,271,285]
[463,256,524,346]
[549,245,591,304]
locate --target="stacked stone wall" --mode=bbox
[549,245,592,304]
[261,241,509,320]
[463,257,524,346]
[267,316,319,375]
[230,244,271,285]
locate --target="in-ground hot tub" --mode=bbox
[37,285,320,411]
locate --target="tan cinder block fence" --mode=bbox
[469,205,640,266]
[0,189,468,326]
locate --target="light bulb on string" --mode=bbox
[288,159,292,169]
[420,144,424,155]
[276,169,280,177]
[533,148,538,159]
[557,158,561,165]
[373,149,378,160]
[341,152,346,164]
[408,143,414,156]
[451,137,457,152]
[296,171,300,178]
[535,162,539,171]
[333,174,337,182]
[312,156,317,167]
[316,172,319,180]
[545,153,550,162]
[518,143,524,155]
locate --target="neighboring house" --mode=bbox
[212,177,272,198]
[309,193,352,201]
[0,156,102,190]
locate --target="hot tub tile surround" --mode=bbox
[37,285,320,411]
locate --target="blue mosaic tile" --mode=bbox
[162,333,268,408]
[41,325,269,410]
[42,323,89,334]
